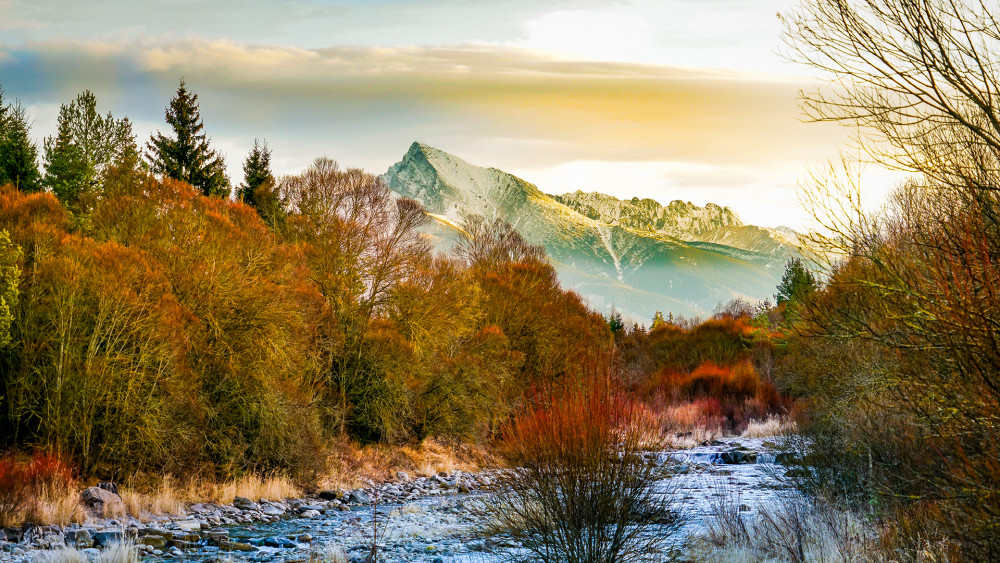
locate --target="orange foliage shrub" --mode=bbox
[624,313,792,433]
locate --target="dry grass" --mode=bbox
[741,416,798,439]
[30,548,87,563]
[115,472,300,520]
[9,438,488,527]
[309,542,348,563]
[317,438,492,489]
[26,486,87,526]
[205,473,302,504]
[690,487,879,563]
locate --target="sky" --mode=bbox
[0,0,900,229]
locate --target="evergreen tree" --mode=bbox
[651,311,666,328]
[43,90,137,209]
[42,127,87,205]
[608,310,625,334]
[0,88,41,192]
[146,79,230,197]
[775,257,817,306]
[237,139,274,207]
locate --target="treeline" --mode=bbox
[0,81,611,479]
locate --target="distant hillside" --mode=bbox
[383,142,797,322]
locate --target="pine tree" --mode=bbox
[0,87,41,192]
[237,139,274,207]
[146,79,230,197]
[43,90,137,209]
[651,311,666,328]
[42,126,87,205]
[775,257,817,306]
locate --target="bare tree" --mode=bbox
[784,1,1000,556]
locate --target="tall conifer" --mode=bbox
[0,87,41,192]
[147,79,230,197]
[43,90,136,209]
[238,139,274,207]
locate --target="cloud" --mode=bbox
[0,39,840,166]
[0,38,862,228]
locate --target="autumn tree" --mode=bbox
[457,215,612,385]
[146,79,230,197]
[784,0,1000,556]
[279,158,429,441]
[43,90,137,211]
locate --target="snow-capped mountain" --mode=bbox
[383,142,800,322]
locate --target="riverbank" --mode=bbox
[3,431,806,562]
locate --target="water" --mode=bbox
[123,437,801,562]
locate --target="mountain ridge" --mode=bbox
[382,142,796,321]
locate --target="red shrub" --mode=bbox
[0,452,75,526]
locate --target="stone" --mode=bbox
[348,489,369,505]
[297,533,313,543]
[175,519,202,532]
[92,529,123,548]
[396,470,410,481]
[263,536,297,548]
[233,496,260,511]
[65,528,94,548]
[219,540,257,552]
[261,505,285,516]
[317,490,339,501]
[140,535,168,548]
[169,539,198,550]
[720,449,758,464]
[97,482,119,496]
[299,509,321,518]
[80,486,124,516]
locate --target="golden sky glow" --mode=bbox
[0,1,901,228]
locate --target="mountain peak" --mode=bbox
[383,142,540,221]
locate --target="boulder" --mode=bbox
[65,528,94,548]
[97,482,119,496]
[140,535,168,548]
[80,486,124,516]
[218,540,257,552]
[175,520,202,532]
[233,496,260,511]
[317,490,339,501]
[348,489,369,505]
[720,449,758,465]
[92,529,123,548]
[263,536,297,548]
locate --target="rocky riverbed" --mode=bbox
[3,437,802,562]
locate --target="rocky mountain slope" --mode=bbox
[552,191,800,259]
[383,143,799,322]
